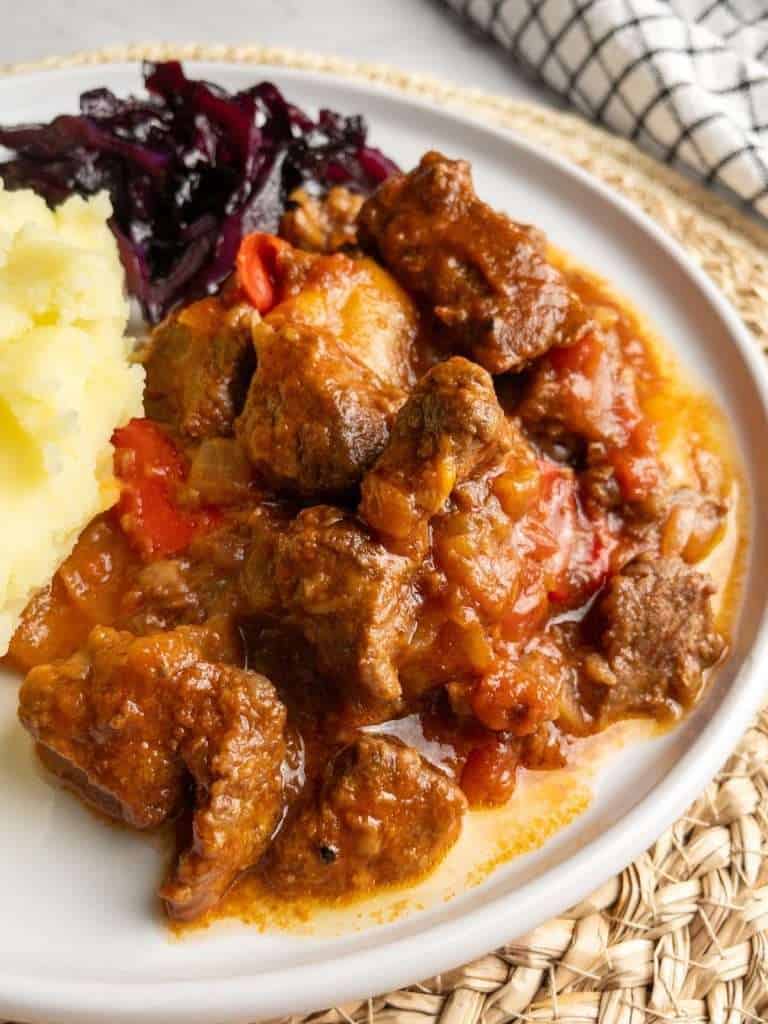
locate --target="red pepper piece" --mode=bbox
[112,418,218,560]
[236,232,290,313]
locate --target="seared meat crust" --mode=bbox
[145,300,255,438]
[272,506,417,704]
[359,151,591,373]
[588,557,725,721]
[267,735,466,896]
[18,624,286,920]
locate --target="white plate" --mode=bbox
[1,63,767,1024]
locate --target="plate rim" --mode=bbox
[2,60,768,1024]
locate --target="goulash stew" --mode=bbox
[9,153,729,921]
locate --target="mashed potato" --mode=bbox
[0,185,144,654]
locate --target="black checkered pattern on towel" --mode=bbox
[441,0,768,218]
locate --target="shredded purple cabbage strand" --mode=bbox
[0,61,398,322]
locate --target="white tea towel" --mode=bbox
[442,0,768,218]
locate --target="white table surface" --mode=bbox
[0,0,555,108]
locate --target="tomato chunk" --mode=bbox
[536,461,616,605]
[461,737,519,807]
[501,461,617,639]
[546,330,662,505]
[112,418,217,560]
[236,232,290,313]
[471,646,562,735]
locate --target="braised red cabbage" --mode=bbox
[0,61,398,323]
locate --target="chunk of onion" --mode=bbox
[187,439,253,505]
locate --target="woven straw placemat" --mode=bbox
[3,44,768,1024]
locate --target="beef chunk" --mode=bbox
[18,623,237,827]
[587,557,725,721]
[237,321,403,497]
[145,298,255,438]
[119,520,251,635]
[236,253,417,498]
[158,663,285,920]
[272,506,417,704]
[266,736,466,897]
[360,356,532,543]
[18,624,286,920]
[358,151,591,374]
[280,186,364,253]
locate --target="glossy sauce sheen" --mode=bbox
[7,175,745,927]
